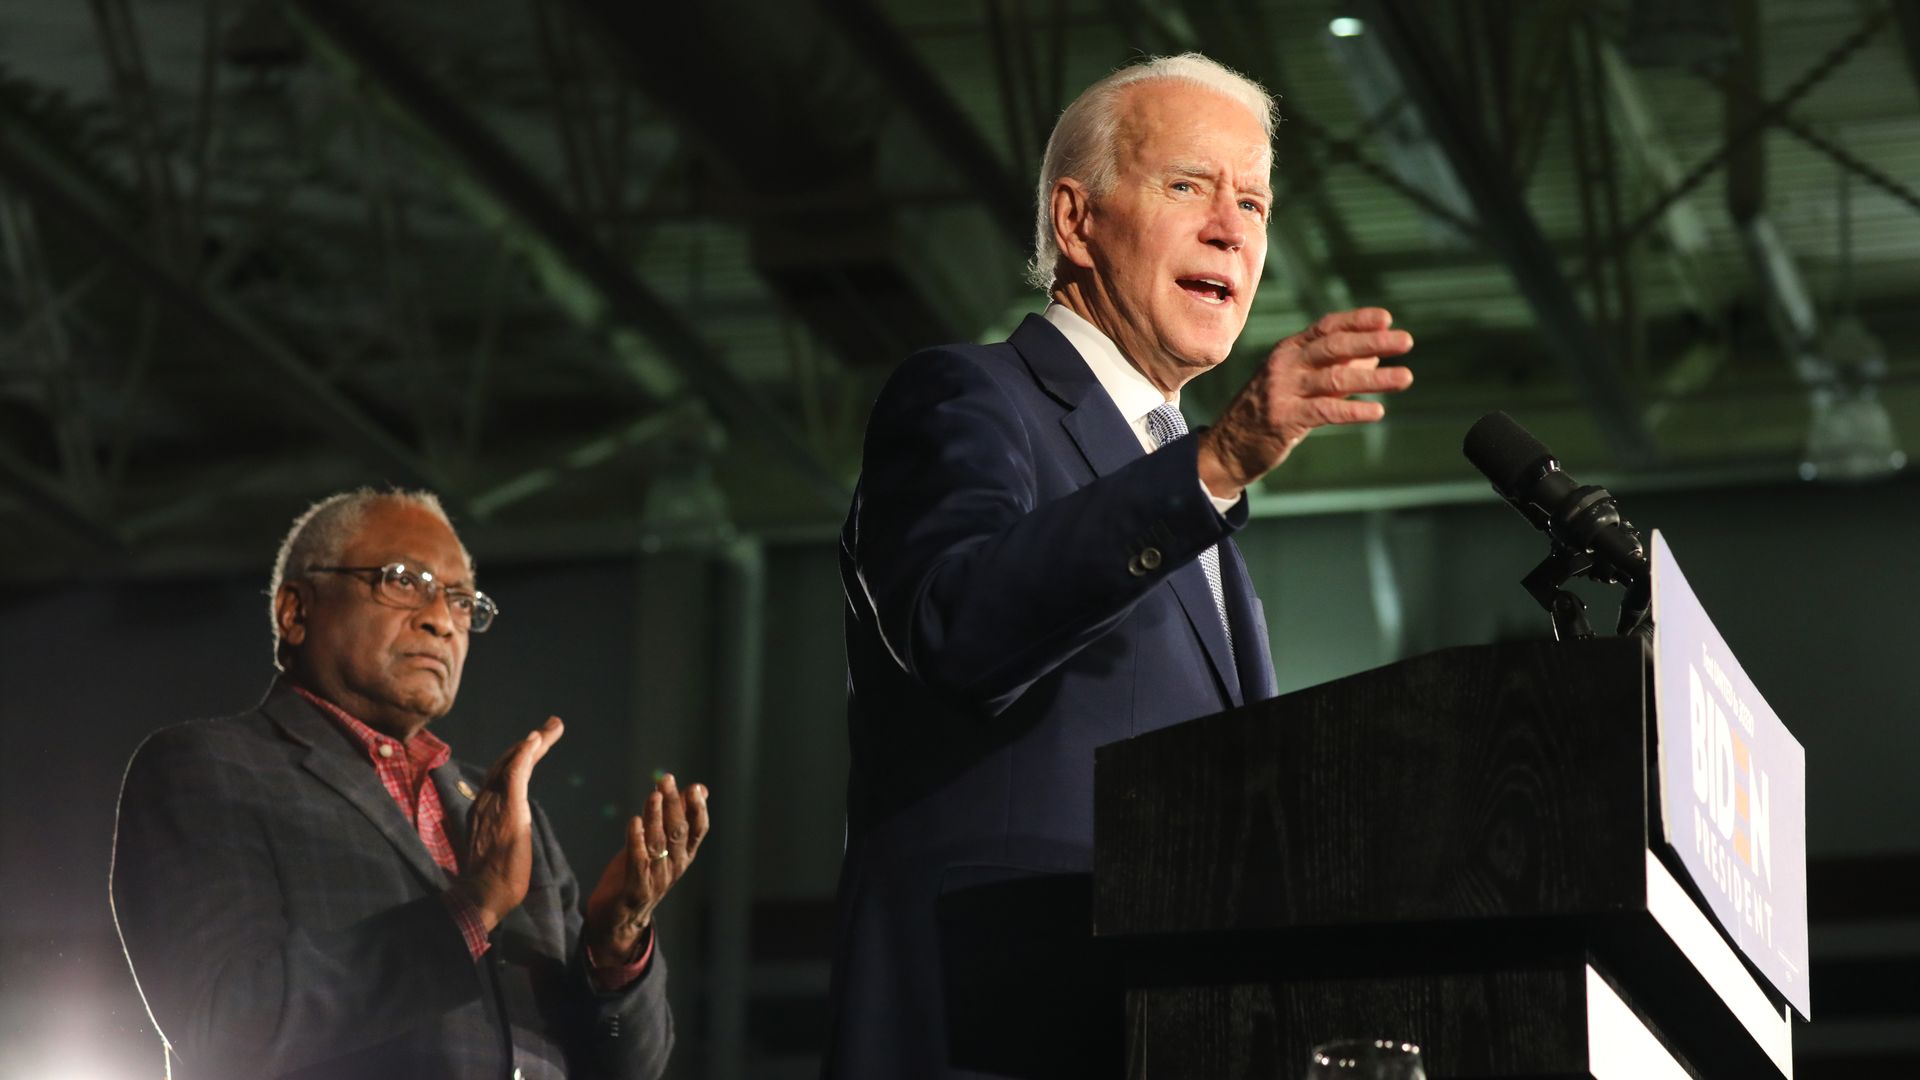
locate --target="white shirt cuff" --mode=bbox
[1201,477,1242,515]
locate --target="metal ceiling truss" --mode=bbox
[1693,62,1920,219]
[470,400,716,520]
[1365,0,1657,468]
[0,186,122,551]
[1896,0,1920,102]
[1595,42,1719,324]
[0,88,454,503]
[979,0,1068,195]
[0,194,100,502]
[561,0,1011,377]
[0,438,124,552]
[1562,12,1641,375]
[1,0,1916,583]
[1588,5,1893,276]
[526,0,643,253]
[815,0,1032,246]
[286,0,849,511]
[1269,105,1486,248]
[88,0,196,266]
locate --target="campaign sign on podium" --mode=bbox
[1651,530,1810,1019]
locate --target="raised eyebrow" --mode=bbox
[1166,165,1271,202]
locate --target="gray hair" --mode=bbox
[1026,52,1277,291]
[267,487,469,668]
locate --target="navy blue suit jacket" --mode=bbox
[826,315,1277,1077]
[111,681,672,1080]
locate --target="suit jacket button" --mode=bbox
[1138,547,1163,571]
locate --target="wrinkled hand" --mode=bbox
[585,773,711,962]
[449,717,564,932]
[1198,307,1415,498]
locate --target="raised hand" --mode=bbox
[1198,307,1415,499]
[585,772,711,962]
[449,717,564,931]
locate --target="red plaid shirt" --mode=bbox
[293,685,491,957]
[293,685,652,985]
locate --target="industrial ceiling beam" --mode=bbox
[0,441,124,553]
[1896,1,1920,101]
[469,403,716,520]
[288,0,849,509]
[1278,110,1484,244]
[1693,61,1920,219]
[0,104,451,496]
[0,193,103,503]
[1596,43,1717,320]
[1595,7,1889,272]
[812,0,1031,247]
[557,0,997,369]
[1363,0,1656,468]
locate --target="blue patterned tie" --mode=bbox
[1144,402,1235,663]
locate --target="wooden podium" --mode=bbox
[1092,638,1795,1079]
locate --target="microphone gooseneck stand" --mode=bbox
[1463,412,1655,643]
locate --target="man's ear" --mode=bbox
[1051,177,1099,272]
[275,583,309,650]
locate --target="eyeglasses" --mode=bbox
[305,562,498,633]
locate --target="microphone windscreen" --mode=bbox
[1463,412,1555,496]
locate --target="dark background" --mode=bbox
[4,0,1920,1077]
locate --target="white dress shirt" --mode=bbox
[1043,303,1242,514]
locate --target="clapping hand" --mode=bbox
[451,717,565,931]
[584,772,711,962]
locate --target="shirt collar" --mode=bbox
[291,683,451,772]
[1042,302,1175,428]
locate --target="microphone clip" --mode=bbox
[1519,543,1597,641]
[1517,537,1653,642]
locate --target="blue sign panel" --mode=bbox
[1652,531,1810,1018]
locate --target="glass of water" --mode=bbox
[1304,1038,1427,1079]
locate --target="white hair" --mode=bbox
[267,487,469,668]
[1026,52,1277,291]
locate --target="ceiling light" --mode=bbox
[1799,314,1904,484]
[1329,17,1366,37]
[1799,386,1905,483]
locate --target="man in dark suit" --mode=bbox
[112,489,709,1080]
[825,54,1416,1077]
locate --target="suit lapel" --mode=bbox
[1011,315,1139,480]
[1010,313,1243,708]
[260,683,455,891]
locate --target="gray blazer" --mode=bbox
[110,681,671,1080]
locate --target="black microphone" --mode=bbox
[1463,412,1648,587]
